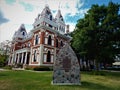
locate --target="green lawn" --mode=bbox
[0,70,120,90]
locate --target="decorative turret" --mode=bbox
[33,5,57,30]
[66,24,69,33]
[13,24,27,41]
[55,9,65,34]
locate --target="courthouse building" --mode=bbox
[8,5,71,67]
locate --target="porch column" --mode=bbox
[17,53,20,63]
[11,54,14,65]
[15,54,18,64]
[24,52,28,65]
[14,54,17,64]
[8,55,11,65]
[21,52,24,64]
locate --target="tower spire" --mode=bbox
[45,0,48,7]
[58,2,60,10]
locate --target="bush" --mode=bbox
[3,65,12,70]
[92,71,106,76]
[0,54,6,67]
[25,66,33,70]
[33,66,51,71]
[106,67,120,71]
[15,64,23,68]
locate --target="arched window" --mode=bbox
[47,51,51,62]
[22,32,25,36]
[56,39,58,47]
[61,41,63,47]
[48,35,51,45]
[50,15,52,20]
[33,50,37,62]
[35,35,39,45]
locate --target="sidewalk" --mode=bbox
[101,70,120,72]
[0,68,9,71]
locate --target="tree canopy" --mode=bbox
[71,2,120,65]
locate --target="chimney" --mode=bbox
[66,24,69,33]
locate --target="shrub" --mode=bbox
[0,54,6,67]
[25,66,33,70]
[3,65,12,70]
[14,64,23,68]
[106,67,120,71]
[93,71,106,76]
[33,66,51,71]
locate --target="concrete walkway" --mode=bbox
[0,68,9,71]
[0,68,4,71]
[0,68,50,73]
[101,70,120,72]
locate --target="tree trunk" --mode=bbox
[94,59,99,71]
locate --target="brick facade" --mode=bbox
[8,5,71,68]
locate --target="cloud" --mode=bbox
[52,10,57,14]
[65,8,88,23]
[19,1,34,12]
[0,0,87,43]
[76,0,85,9]
[0,10,9,25]
[5,0,16,5]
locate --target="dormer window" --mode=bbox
[22,32,25,36]
[50,15,52,20]
[46,10,50,15]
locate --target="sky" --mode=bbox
[0,0,120,43]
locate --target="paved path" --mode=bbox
[0,68,50,73]
[0,68,4,71]
[0,68,9,71]
[101,70,120,72]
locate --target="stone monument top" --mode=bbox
[52,43,81,85]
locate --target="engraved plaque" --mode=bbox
[63,57,71,72]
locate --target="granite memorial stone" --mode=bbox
[52,43,81,85]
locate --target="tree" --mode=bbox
[0,40,11,67]
[71,2,120,70]
[0,40,11,55]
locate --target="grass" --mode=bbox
[0,70,120,90]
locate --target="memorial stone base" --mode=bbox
[52,43,81,85]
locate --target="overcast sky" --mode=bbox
[0,0,119,43]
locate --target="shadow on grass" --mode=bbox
[80,81,111,90]
[59,81,111,90]
[0,73,8,77]
[81,71,120,78]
